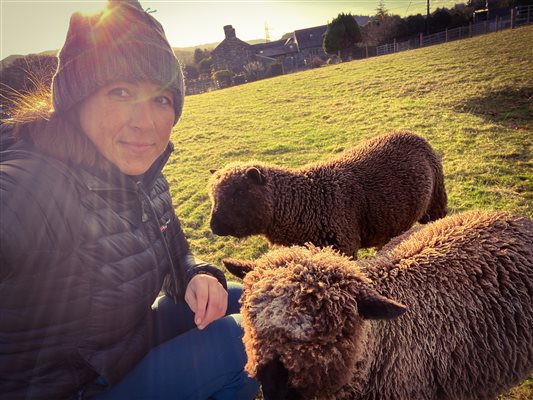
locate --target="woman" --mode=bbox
[0,1,258,399]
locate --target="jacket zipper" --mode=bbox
[137,183,181,303]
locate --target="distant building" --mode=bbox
[211,24,331,75]
[473,7,513,23]
[211,25,253,73]
[211,14,370,75]
[283,25,329,68]
[252,38,299,72]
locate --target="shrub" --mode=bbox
[243,61,265,82]
[311,57,325,68]
[212,69,234,88]
[268,63,283,77]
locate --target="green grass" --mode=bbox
[165,26,533,398]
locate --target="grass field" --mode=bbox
[165,26,533,398]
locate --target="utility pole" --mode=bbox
[426,0,430,34]
[264,22,271,43]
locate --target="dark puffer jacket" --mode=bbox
[0,137,226,399]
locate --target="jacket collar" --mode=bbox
[1,136,174,194]
[78,142,174,193]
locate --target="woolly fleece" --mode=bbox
[232,210,533,400]
[209,131,447,257]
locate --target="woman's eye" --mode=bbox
[155,95,173,106]
[108,88,130,98]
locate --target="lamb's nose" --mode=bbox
[210,213,229,236]
[257,357,302,400]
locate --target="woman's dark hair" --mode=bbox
[4,81,102,168]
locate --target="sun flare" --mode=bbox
[76,1,107,16]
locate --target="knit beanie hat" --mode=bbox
[52,0,184,124]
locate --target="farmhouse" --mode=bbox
[252,38,298,72]
[283,25,329,68]
[211,24,329,74]
[211,25,254,73]
[211,14,370,74]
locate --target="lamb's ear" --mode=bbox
[246,167,266,185]
[357,291,407,320]
[209,169,217,174]
[223,258,257,279]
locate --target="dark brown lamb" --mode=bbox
[208,131,447,258]
[224,210,533,400]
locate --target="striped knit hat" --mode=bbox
[52,0,184,124]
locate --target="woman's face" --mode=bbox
[79,80,175,176]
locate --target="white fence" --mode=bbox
[376,5,532,56]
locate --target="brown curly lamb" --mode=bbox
[208,131,447,258]
[224,210,533,400]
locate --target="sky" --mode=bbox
[1,0,460,59]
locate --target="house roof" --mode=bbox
[252,39,285,51]
[251,38,298,57]
[292,25,328,50]
[212,37,252,55]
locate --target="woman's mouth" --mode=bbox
[119,141,155,155]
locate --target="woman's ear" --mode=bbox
[223,258,256,279]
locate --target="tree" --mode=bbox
[198,57,213,75]
[362,14,404,46]
[429,8,452,33]
[375,0,390,22]
[323,13,362,60]
[183,64,199,81]
[193,48,210,65]
[404,14,427,37]
[448,8,471,28]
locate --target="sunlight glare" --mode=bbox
[76,1,107,17]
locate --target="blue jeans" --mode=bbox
[94,282,259,400]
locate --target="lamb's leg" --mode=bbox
[257,357,302,400]
[338,233,361,260]
[419,178,447,223]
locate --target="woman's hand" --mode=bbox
[185,274,228,330]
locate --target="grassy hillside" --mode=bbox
[165,26,532,398]
[167,25,532,264]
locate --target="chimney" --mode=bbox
[223,25,236,39]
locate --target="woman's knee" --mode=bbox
[205,314,244,349]
[198,315,258,399]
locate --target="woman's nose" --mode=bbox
[130,100,156,131]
